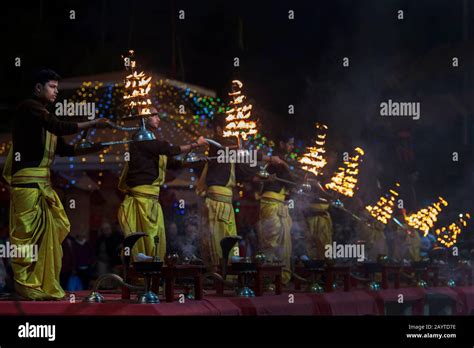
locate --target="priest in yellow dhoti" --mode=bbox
[196,151,239,268]
[196,114,262,267]
[3,69,111,300]
[195,113,282,269]
[405,229,421,262]
[305,201,333,260]
[258,134,296,284]
[117,106,207,261]
[356,211,388,261]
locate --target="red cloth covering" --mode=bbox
[365,288,426,315]
[427,287,464,315]
[453,286,474,315]
[320,290,378,315]
[229,294,317,315]
[0,287,472,316]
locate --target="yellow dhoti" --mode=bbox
[357,221,387,261]
[406,231,421,262]
[258,191,292,284]
[3,132,70,300]
[117,155,168,261]
[201,186,239,267]
[197,163,239,268]
[305,203,332,260]
[117,185,166,260]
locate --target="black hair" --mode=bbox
[32,69,61,88]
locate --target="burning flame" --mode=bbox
[325,147,364,197]
[122,50,153,115]
[365,183,400,225]
[223,80,258,140]
[298,123,328,176]
[405,197,448,237]
[435,213,470,248]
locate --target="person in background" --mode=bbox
[60,235,76,290]
[166,222,181,255]
[73,233,94,289]
[0,257,7,294]
[95,221,123,283]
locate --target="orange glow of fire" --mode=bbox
[122,50,153,115]
[365,183,401,224]
[223,80,258,140]
[298,123,328,176]
[435,213,470,248]
[405,197,448,236]
[325,147,364,197]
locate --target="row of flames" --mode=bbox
[120,50,469,247]
[296,123,468,247]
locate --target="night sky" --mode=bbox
[1,0,473,215]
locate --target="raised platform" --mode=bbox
[0,286,473,316]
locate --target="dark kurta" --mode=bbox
[124,137,182,188]
[203,143,262,186]
[262,150,294,193]
[11,97,79,180]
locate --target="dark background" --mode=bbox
[0,0,473,219]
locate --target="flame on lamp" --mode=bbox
[122,50,153,116]
[298,123,328,176]
[435,213,470,248]
[405,197,448,236]
[325,147,364,197]
[365,183,401,225]
[223,80,258,140]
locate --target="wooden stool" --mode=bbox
[117,265,162,300]
[325,265,351,292]
[254,264,283,296]
[161,264,205,302]
[381,265,401,289]
[294,264,325,291]
[216,263,283,296]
